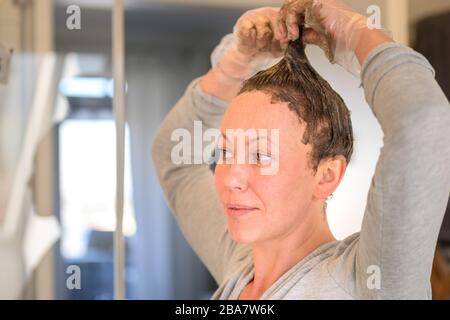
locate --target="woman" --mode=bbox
[152,0,450,299]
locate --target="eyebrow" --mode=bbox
[220,132,271,145]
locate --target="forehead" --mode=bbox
[221,90,304,135]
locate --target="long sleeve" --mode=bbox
[152,78,251,285]
[352,43,450,299]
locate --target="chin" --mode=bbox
[227,220,260,244]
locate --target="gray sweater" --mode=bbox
[152,43,450,299]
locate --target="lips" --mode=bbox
[226,204,259,217]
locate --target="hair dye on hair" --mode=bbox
[239,34,354,170]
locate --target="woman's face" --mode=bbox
[215,91,320,244]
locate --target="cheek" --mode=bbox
[263,160,316,216]
[258,176,303,211]
[258,178,314,236]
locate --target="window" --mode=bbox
[56,70,136,299]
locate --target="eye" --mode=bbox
[255,152,272,165]
[216,147,233,163]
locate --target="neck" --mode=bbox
[249,204,336,298]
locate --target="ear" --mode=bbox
[313,156,347,200]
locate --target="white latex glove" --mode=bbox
[211,7,287,81]
[276,0,392,76]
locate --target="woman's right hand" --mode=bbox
[202,7,287,101]
[212,7,287,81]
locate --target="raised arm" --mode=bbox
[152,7,285,284]
[356,40,450,299]
[277,0,450,298]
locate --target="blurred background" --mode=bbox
[0,0,449,300]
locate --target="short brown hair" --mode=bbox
[239,38,354,171]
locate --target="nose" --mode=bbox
[223,164,249,192]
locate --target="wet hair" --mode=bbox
[239,36,354,171]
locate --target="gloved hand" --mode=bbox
[211,7,287,82]
[276,0,392,76]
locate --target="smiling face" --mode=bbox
[214,90,324,244]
